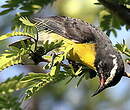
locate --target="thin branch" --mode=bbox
[42,58,70,69]
[34,29,39,52]
[98,0,130,25]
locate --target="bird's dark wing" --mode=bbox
[30,16,98,43]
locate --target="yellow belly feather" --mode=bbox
[39,32,96,70]
[69,43,96,70]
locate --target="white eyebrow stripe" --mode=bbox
[105,54,118,85]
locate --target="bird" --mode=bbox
[30,16,129,96]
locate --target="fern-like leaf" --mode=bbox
[0,43,32,71]
[0,53,22,71]
[0,32,34,41]
[19,17,35,27]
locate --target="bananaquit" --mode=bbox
[30,16,128,96]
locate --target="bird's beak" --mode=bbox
[92,74,106,97]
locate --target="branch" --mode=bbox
[42,58,71,69]
[98,0,130,25]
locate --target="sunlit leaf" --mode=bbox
[19,17,35,26]
[0,32,34,41]
[0,53,22,71]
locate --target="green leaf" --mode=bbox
[0,32,33,41]
[1,4,17,8]
[100,10,112,31]
[0,41,32,71]
[0,74,24,92]
[65,77,74,85]
[75,66,82,76]
[123,39,125,45]
[50,66,57,76]
[21,72,53,100]
[76,73,85,87]
[18,11,33,16]
[0,8,13,15]
[112,16,121,30]
[42,40,64,54]
[115,40,130,57]
[99,10,123,37]
[126,25,130,30]
[111,29,117,37]
[21,73,49,82]
[115,43,122,51]
[0,53,22,71]
[69,64,75,75]
[19,17,35,27]
[50,65,60,76]
[0,74,24,110]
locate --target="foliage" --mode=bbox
[97,0,130,36]
[107,0,130,5]
[0,40,33,71]
[0,0,130,37]
[0,75,23,110]
[0,0,56,26]
[99,10,121,36]
[115,40,130,61]
[0,0,130,109]
[0,17,91,109]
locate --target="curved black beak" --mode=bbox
[91,85,106,97]
[92,74,106,97]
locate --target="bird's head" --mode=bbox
[92,54,124,96]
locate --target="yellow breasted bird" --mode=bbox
[30,16,126,96]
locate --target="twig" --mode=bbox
[98,0,130,25]
[34,30,39,51]
[43,58,70,69]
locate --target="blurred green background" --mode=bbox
[0,0,130,110]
